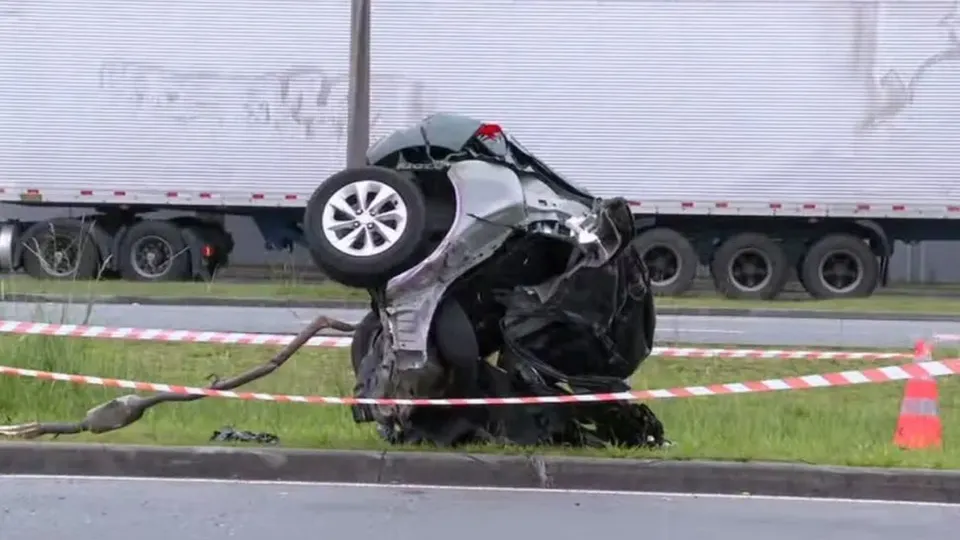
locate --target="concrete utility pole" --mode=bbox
[345,0,371,167]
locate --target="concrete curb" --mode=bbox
[4,293,960,322]
[0,442,958,502]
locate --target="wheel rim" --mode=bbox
[321,180,408,257]
[28,231,83,277]
[642,245,681,287]
[727,248,773,292]
[818,250,863,294]
[130,235,175,278]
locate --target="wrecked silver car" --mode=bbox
[304,113,665,448]
[0,113,664,449]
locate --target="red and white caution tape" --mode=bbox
[648,347,910,360]
[0,358,955,406]
[0,320,352,348]
[0,320,913,361]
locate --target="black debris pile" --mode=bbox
[351,201,667,450]
[210,426,280,445]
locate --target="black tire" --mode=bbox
[431,297,480,383]
[630,227,698,296]
[351,300,480,383]
[351,311,382,375]
[795,259,807,291]
[304,167,428,289]
[118,220,191,282]
[19,219,100,280]
[800,233,879,299]
[710,232,789,300]
[642,287,656,350]
[349,310,383,424]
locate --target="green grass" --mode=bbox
[0,274,370,302]
[656,295,960,315]
[4,274,960,315]
[0,335,957,468]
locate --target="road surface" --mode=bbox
[0,476,955,540]
[0,301,952,349]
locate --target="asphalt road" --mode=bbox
[0,476,956,540]
[0,301,954,349]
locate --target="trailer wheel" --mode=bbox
[630,227,698,296]
[118,220,191,282]
[304,166,428,289]
[20,220,100,280]
[800,233,878,299]
[711,232,788,300]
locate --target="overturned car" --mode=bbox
[303,113,666,448]
[0,114,665,449]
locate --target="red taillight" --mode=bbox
[475,123,503,140]
[202,244,214,258]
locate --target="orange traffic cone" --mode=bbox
[893,340,942,450]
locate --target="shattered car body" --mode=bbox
[308,113,666,448]
[0,114,664,448]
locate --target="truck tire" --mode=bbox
[20,219,100,280]
[630,227,698,296]
[304,167,428,289]
[118,220,191,282]
[800,233,878,299]
[711,232,788,300]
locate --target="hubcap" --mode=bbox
[131,235,176,278]
[818,250,863,294]
[727,248,772,292]
[28,231,82,277]
[321,180,408,257]
[642,245,681,287]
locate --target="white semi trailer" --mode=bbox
[0,0,957,299]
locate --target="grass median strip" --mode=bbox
[0,275,369,303]
[3,274,960,315]
[659,295,960,315]
[0,335,957,468]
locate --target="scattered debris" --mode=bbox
[0,315,355,439]
[210,426,280,445]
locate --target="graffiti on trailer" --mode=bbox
[859,0,960,131]
[98,61,427,141]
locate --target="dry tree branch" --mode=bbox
[0,314,357,439]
